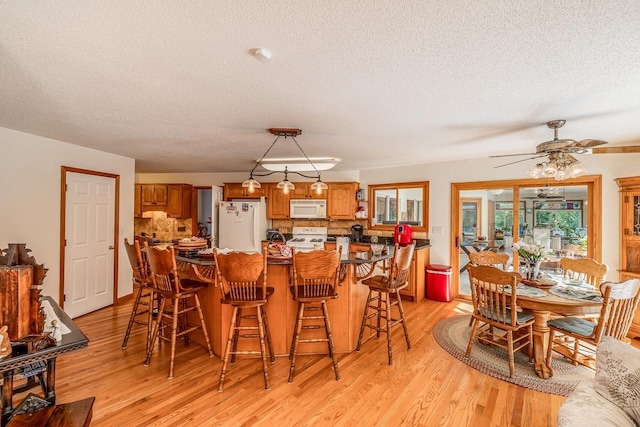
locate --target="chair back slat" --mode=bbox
[469,251,510,271]
[124,238,150,286]
[291,249,341,299]
[597,279,640,341]
[560,257,608,287]
[386,242,415,289]
[468,265,523,327]
[144,244,183,294]
[213,250,267,301]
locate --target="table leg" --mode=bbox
[45,358,56,403]
[530,310,553,379]
[1,371,14,426]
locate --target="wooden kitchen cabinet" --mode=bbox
[327,183,358,219]
[400,247,430,302]
[291,182,326,199]
[167,184,192,218]
[134,184,142,218]
[267,184,290,219]
[615,176,640,338]
[141,184,168,206]
[223,182,267,200]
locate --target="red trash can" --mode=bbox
[426,264,452,302]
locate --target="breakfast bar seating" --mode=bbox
[288,247,342,383]
[213,247,275,391]
[357,242,415,365]
[143,244,213,379]
[121,238,154,351]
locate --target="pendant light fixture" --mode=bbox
[242,128,330,195]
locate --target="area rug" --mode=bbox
[433,315,595,396]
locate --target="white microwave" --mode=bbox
[290,199,327,219]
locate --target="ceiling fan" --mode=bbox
[490,119,640,180]
[521,185,564,200]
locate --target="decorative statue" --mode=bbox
[51,320,62,342]
[0,325,12,358]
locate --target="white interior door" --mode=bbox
[64,171,115,318]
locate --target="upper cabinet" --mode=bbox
[142,184,167,206]
[138,183,192,218]
[327,183,358,220]
[267,184,290,219]
[368,181,429,232]
[224,182,268,200]
[166,184,192,218]
[291,182,326,199]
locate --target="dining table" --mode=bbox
[514,280,602,379]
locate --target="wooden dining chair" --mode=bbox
[465,265,534,378]
[469,251,510,271]
[546,278,640,369]
[560,257,608,287]
[121,238,154,351]
[288,247,342,383]
[143,243,214,379]
[356,242,415,365]
[213,247,275,391]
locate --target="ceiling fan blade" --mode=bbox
[494,155,547,168]
[489,152,537,158]
[576,139,608,148]
[591,146,640,154]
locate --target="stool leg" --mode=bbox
[219,306,239,392]
[144,296,166,367]
[321,300,340,381]
[168,297,180,379]
[376,290,383,338]
[288,302,305,383]
[145,289,154,355]
[261,305,275,363]
[356,289,373,351]
[230,308,243,364]
[385,293,393,365]
[256,305,271,390]
[396,292,411,350]
[193,293,214,357]
[122,285,145,349]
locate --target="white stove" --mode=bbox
[286,226,328,252]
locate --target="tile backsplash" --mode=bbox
[135,211,192,241]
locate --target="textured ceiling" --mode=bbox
[1,1,640,173]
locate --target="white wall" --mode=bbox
[360,153,640,279]
[0,127,136,302]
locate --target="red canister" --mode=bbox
[394,224,413,246]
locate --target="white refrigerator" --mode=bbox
[218,200,268,252]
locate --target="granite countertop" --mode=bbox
[326,235,430,250]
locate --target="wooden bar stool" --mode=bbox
[121,238,154,351]
[143,243,213,379]
[357,242,415,365]
[213,248,275,391]
[288,247,342,383]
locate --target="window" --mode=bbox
[369,182,429,232]
[495,201,525,236]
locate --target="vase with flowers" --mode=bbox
[512,241,549,280]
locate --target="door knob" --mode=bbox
[108,245,115,250]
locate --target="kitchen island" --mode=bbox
[176,248,393,357]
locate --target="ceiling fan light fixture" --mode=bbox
[529,163,544,178]
[569,163,587,178]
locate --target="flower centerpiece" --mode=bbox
[512,241,549,280]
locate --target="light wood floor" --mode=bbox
[21,297,570,426]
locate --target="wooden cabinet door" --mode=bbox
[291,183,311,199]
[134,184,142,218]
[141,184,167,206]
[268,185,290,219]
[166,184,192,218]
[224,183,267,200]
[327,183,357,219]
